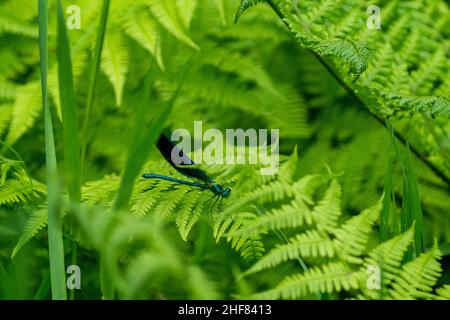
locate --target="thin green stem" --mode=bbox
[80,0,110,178]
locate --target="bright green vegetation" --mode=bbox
[0,0,449,300]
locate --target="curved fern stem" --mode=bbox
[265,0,450,187]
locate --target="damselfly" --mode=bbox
[142,134,231,204]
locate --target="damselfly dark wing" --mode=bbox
[156,133,212,183]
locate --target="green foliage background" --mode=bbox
[0,0,449,299]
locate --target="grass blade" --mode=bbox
[402,145,425,256]
[39,0,66,300]
[112,62,192,212]
[393,136,424,261]
[380,157,393,243]
[99,63,192,299]
[56,0,81,204]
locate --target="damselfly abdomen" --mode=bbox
[142,134,231,199]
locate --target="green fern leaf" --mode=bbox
[101,30,129,107]
[333,198,382,264]
[11,208,47,258]
[5,82,41,144]
[175,191,203,241]
[213,0,227,26]
[389,242,443,299]
[313,179,342,233]
[253,262,362,299]
[0,178,36,205]
[148,0,199,50]
[245,230,334,275]
[235,0,264,23]
[436,285,450,300]
[364,227,414,284]
[124,8,164,70]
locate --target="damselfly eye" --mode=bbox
[223,188,231,198]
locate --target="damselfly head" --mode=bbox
[222,187,231,198]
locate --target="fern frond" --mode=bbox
[389,242,443,300]
[213,0,227,26]
[313,39,375,81]
[82,175,120,206]
[0,79,16,101]
[379,93,450,118]
[175,191,203,241]
[245,230,334,275]
[148,0,199,50]
[154,187,190,220]
[235,0,264,23]
[0,13,38,38]
[231,199,312,236]
[11,207,47,258]
[101,30,129,107]
[253,262,362,299]
[333,198,381,264]
[226,212,265,261]
[124,7,164,70]
[0,178,36,205]
[313,179,342,233]
[363,228,414,284]
[436,285,450,300]
[5,82,41,144]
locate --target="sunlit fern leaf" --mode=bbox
[333,198,382,264]
[176,0,197,29]
[223,175,327,237]
[154,187,190,220]
[252,262,362,299]
[436,285,450,300]
[245,230,335,275]
[148,0,199,50]
[0,0,38,22]
[313,179,342,233]
[11,207,47,258]
[363,227,414,285]
[235,0,264,23]
[226,212,265,261]
[277,146,298,183]
[131,184,171,218]
[175,191,203,241]
[101,30,129,107]
[0,178,38,205]
[82,175,120,206]
[0,13,38,38]
[213,0,227,26]
[218,180,294,218]
[230,199,312,237]
[389,242,443,299]
[124,7,164,70]
[5,82,41,144]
